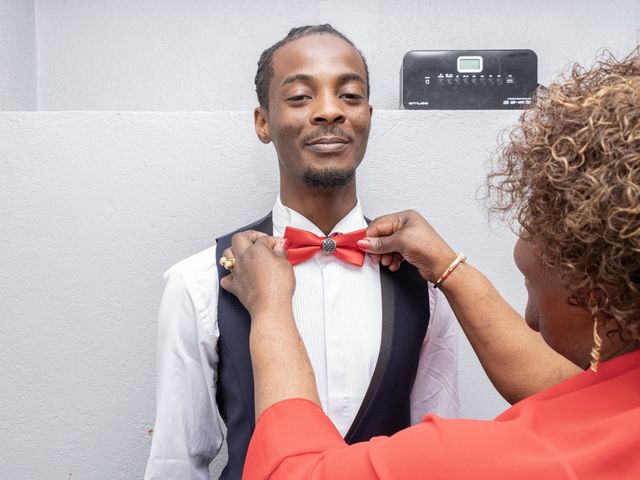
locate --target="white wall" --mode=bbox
[34,0,640,111]
[0,0,36,109]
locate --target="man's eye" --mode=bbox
[287,95,311,102]
[341,93,363,101]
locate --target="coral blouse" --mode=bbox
[244,350,640,479]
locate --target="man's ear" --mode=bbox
[254,107,271,144]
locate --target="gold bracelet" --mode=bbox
[433,253,467,289]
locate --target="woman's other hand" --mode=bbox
[358,210,457,283]
[220,231,295,318]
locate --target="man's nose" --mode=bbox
[311,92,345,124]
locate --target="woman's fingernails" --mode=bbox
[357,239,370,250]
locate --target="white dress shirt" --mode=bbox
[145,197,459,480]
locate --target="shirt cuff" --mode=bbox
[244,398,346,479]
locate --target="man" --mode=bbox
[145,24,458,480]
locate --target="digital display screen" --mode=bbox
[459,59,481,70]
[457,56,483,73]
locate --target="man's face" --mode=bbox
[254,34,372,189]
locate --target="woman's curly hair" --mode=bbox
[487,48,640,342]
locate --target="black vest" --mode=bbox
[215,213,430,479]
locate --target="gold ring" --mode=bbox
[219,256,235,271]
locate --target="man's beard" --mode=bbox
[303,166,356,188]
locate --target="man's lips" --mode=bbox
[305,136,351,153]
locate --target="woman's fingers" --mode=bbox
[219,233,296,316]
[359,210,418,255]
[365,212,409,239]
[220,231,267,295]
[371,252,405,272]
[364,235,400,255]
[223,232,280,268]
[389,253,405,272]
[231,230,266,256]
[255,234,286,253]
[380,253,394,266]
[220,270,236,294]
[221,247,235,263]
[358,210,456,283]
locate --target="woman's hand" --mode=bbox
[358,210,457,283]
[219,231,295,318]
[221,231,321,415]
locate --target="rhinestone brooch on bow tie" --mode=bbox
[321,237,337,255]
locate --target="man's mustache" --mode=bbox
[302,125,353,144]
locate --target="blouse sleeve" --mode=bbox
[243,398,574,480]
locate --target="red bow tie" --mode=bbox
[283,226,367,266]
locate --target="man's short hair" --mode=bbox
[254,24,370,110]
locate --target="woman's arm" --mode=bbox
[360,210,580,404]
[219,232,320,418]
[249,305,320,417]
[438,262,579,403]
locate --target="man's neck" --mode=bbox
[280,183,358,236]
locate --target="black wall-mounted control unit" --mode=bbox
[400,49,538,110]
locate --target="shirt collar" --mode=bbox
[272,194,367,237]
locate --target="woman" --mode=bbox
[221,51,640,479]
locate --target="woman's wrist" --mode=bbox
[250,305,294,326]
[249,306,297,359]
[414,244,458,284]
[433,252,467,289]
[437,261,474,294]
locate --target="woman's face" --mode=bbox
[513,238,593,368]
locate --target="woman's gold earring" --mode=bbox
[590,306,603,373]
